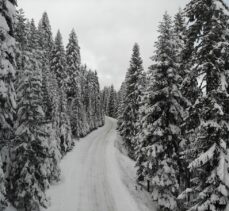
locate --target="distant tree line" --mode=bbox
[0,2,104,210]
[117,1,229,210]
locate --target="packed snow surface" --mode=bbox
[39,117,156,211]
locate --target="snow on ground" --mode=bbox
[8,117,156,211]
[115,133,157,211]
[5,206,16,211]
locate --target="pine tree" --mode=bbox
[93,71,104,127]
[51,30,73,154]
[0,0,17,208]
[38,12,57,122]
[15,9,27,52]
[136,13,188,210]
[38,12,53,57]
[27,19,39,50]
[180,1,229,210]
[79,65,90,136]
[118,43,144,158]
[85,70,95,130]
[9,49,50,210]
[66,29,81,98]
[0,157,7,210]
[66,29,82,137]
[51,30,66,87]
[117,82,127,130]
[108,85,116,118]
[173,8,187,80]
[9,12,62,209]
[172,9,197,206]
[59,89,73,154]
[101,86,110,116]
[14,9,30,93]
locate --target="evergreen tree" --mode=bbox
[93,71,104,127]
[0,0,17,208]
[59,89,73,154]
[117,82,127,130]
[173,8,186,78]
[15,9,27,52]
[14,9,30,93]
[85,70,95,130]
[108,85,116,118]
[9,49,50,210]
[136,13,187,210]
[79,65,90,136]
[0,157,7,210]
[101,86,110,116]
[38,12,57,122]
[51,30,73,154]
[27,19,39,50]
[66,29,82,137]
[118,43,144,158]
[51,30,66,87]
[37,12,53,57]
[66,29,81,98]
[180,1,229,210]
[172,9,197,206]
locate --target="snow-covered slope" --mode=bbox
[40,117,156,211]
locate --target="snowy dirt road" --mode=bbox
[43,117,156,211]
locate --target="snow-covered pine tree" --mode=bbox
[37,12,53,59]
[0,0,17,208]
[108,85,116,118]
[113,88,119,119]
[9,13,62,209]
[38,12,59,122]
[135,12,187,210]
[173,8,186,76]
[0,0,17,140]
[0,156,7,210]
[66,29,83,137]
[180,1,229,210]
[83,69,104,131]
[93,71,104,127]
[15,9,27,52]
[85,70,95,130]
[37,14,62,172]
[118,43,144,159]
[58,89,73,154]
[79,65,90,136]
[27,19,39,50]
[116,81,127,131]
[101,86,110,116]
[51,30,73,154]
[9,48,50,210]
[51,30,66,88]
[14,9,30,96]
[172,8,196,205]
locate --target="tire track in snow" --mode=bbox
[43,117,144,211]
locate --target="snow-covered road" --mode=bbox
[43,117,156,211]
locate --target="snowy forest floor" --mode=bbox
[41,117,157,211]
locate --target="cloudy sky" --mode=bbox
[18,0,229,90]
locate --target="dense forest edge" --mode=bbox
[115,1,229,211]
[0,1,104,210]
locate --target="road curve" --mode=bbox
[44,117,140,211]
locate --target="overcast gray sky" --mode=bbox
[18,0,229,90]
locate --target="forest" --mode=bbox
[0,1,104,210]
[115,1,229,211]
[1,0,229,211]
